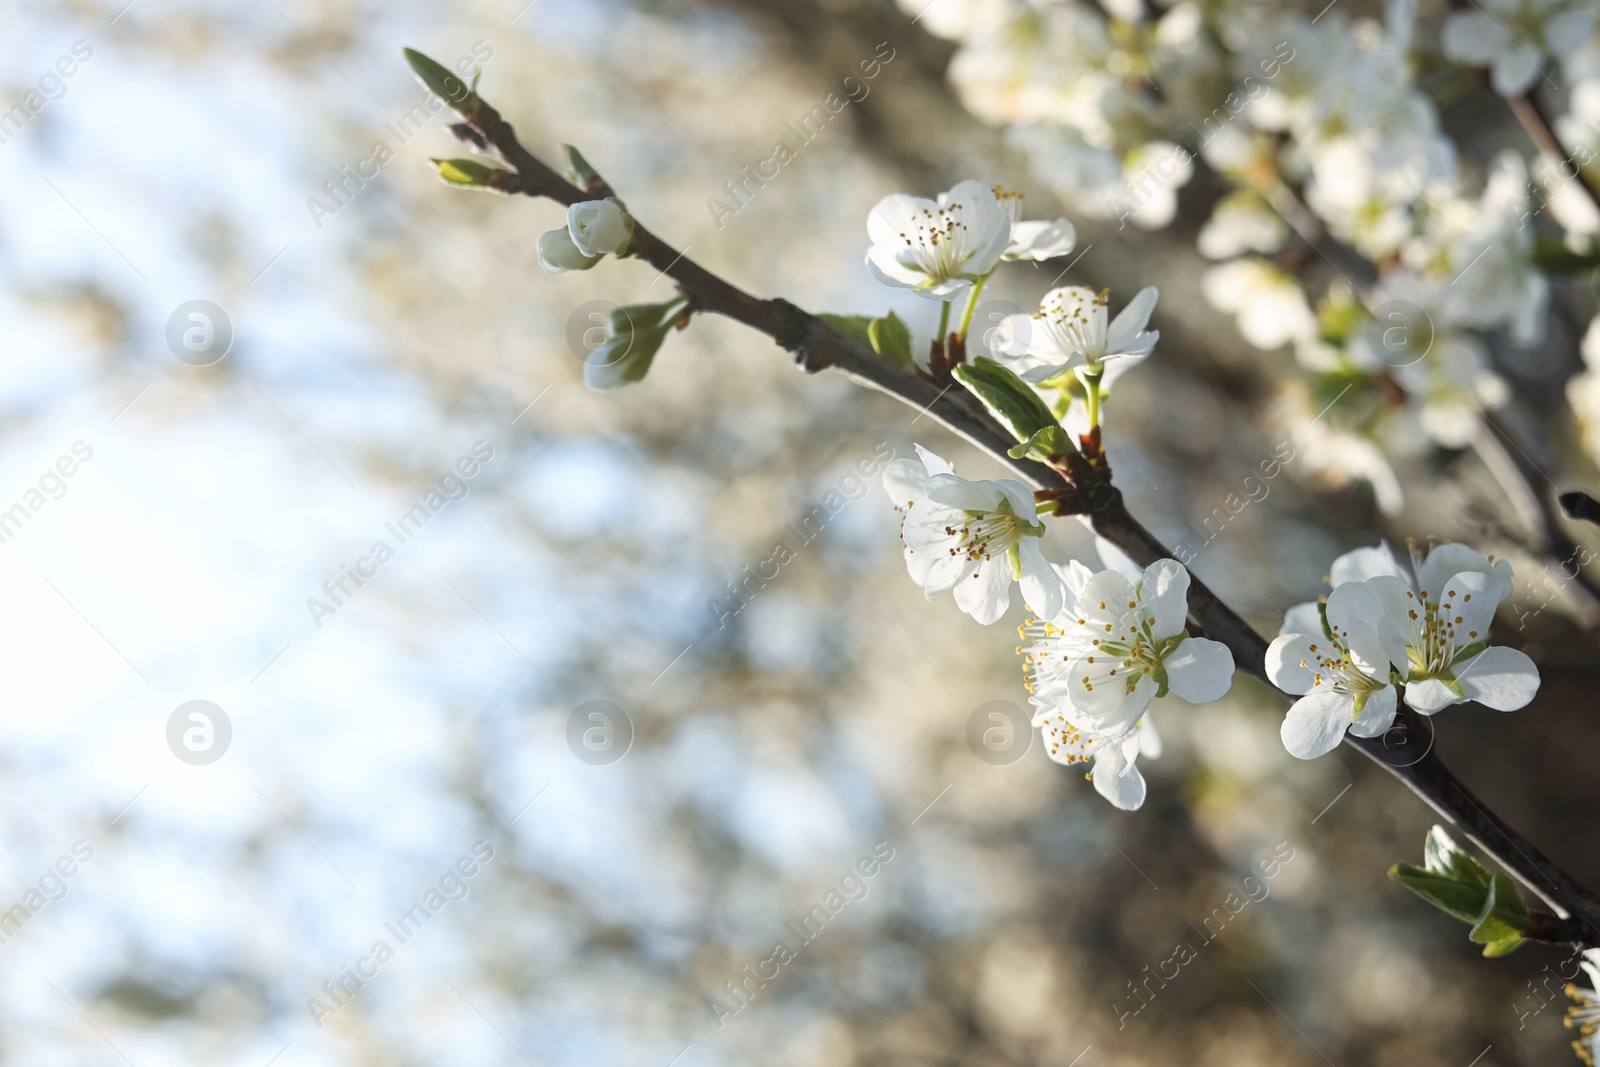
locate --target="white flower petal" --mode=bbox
[1440,13,1501,64]
[1017,539,1065,621]
[1416,543,1497,601]
[1455,645,1540,711]
[1137,713,1162,759]
[1436,571,1498,648]
[1548,9,1598,56]
[911,444,953,477]
[1105,286,1159,354]
[1347,686,1398,738]
[1327,582,1402,675]
[1091,734,1147,810]
[1267,633,1319,695]
[1280,601,1325,639]
[1402,676,1459,714]
[1490,50,1541,97]
[882,457,927,506]
[925,473,1003,511]
[1281,690,1357,759]
[1006,218,1077,261]
[1164,637,1234,704]
[953,557,1012,624]
[994,478,1040,520]
[1329,542,1404,586]
[1138,559,1190,638]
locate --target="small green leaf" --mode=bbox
[429,157,508,187]
[953,357,1067,446]
[584,299,687,391]
[1007,425,1073,462]
[1423,825,1492,888]
[564,144,601,189]
[1388,863,1490,924]
[819,314,876,352]
[1468,873,1529,956]
[403,48,476,110]
[869,312,914,368]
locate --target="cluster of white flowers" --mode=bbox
[1268,539,1540,758]
[908,0,1600,515]
[870,180,1235,810]
[881,448,1236,809]
[537,198,635,272]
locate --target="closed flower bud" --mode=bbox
[567,199,634,257]
[537,228,601,273]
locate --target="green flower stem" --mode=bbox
[937,300,951,348]
[1079,366,1104,429]
[956,273,989,340]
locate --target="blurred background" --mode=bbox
[2,0,1599,1064]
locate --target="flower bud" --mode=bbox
[567,199,634,257]
[537,228,601,273]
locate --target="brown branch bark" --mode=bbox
[445,89,1600,943]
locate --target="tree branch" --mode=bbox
[445,87,1600,942]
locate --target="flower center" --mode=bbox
[943,507,1038,564]
[896,204,975,284]
[1397,587,1481,677]
[1300,634,1385,697]
[1036,288,1109,362]
[1567,983,1600,1066]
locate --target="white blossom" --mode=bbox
[1442,0,1597,96]
[1329,540,1541,714]
[1033,706,1161,810]
[1023,560,1235,739]
[1000,285,1159,384]
[865,180,1012,300]
[1268,583,1405,759]
[994,187,1077,261]
[567,199,634,257]
[883,445,1064,624]
[1202,259,1316,351]
[536,227,601,273]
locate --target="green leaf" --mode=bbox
[869,312,914,368]
[563,144,601,189]
[584,300,686,391]
[1388,863,1490,925]
[1468,873,1529,956]
[953,357,1067,446]
[1531,239,1600,275]
[403,48,476,110]
[819,314,876,352]
[1007,425,1073,462]
[429,157,508,188]
[1423,825,1492,888]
